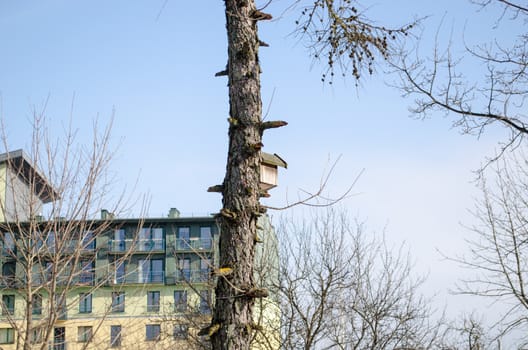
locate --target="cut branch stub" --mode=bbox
[218,208,238,221]
[259,190,270,198]
[244,287,269,298]
[227,117,239,126]
[207,185,224,193]
[251,10,272,21]
[198,323,221,337]
[261,120,288,131]
[254,233,263,243]
[212,267,234,277]
[215,63,229,77]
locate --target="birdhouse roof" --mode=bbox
[261,152,287,169]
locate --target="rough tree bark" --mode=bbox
[211,1,265,349]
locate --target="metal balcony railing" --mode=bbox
[174,238,213,251]
[108,239,165,253]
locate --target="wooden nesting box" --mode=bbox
[260,152,287,191]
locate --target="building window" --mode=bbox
[200,258,211,282]
[1,295,14,315]
[79,293,92,313]
[46,231,56,253]
[173,324,188,339]
[110,325,121,347]
[114,261,126,284]
[147,291,160,312]
[54,327,65,350]
[2,261,16,282]
[200,227,212,249]
[113,229,126,252]
[0,328,14,344]
[139,228,164,251]
[200,290,211,314]
[2,232,15,255]
[79,260,95,284]
[174,290,187,312]
[81,231,95,251]
[177,258,190,281]
[111,292,125,313]
[77,326,92,342]
[177,227,190,249]
[145,324,160,341]
[138,259,163,283]
[32,294,42,315]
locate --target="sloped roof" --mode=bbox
[261,152,287,169]
[0,149,58,203]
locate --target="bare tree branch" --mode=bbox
[392,0,528,156]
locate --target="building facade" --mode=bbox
[0,211,279,350]
[0,150,282,350]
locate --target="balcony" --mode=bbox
[64,240,95,254]
[174,269,210,283]
[28,273,95,287]
[174,239,213,252]
[108,239,165,253]
[0,275,16,288]
[75,273,96,286]
[32,241,95,256]
[112,270,165,285]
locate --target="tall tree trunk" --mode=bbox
[212,0,263,349]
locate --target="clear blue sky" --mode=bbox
[0,0,514,330]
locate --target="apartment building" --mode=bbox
[0,150,282,349]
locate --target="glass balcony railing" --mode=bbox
[64,240,96,253]
[28,273,95,287]
[174,269,210,283]
[29,241,95,255]
[77,273,96,285]
[112,271,165,284]
[174,239,213,251]
[108,239,165,253]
